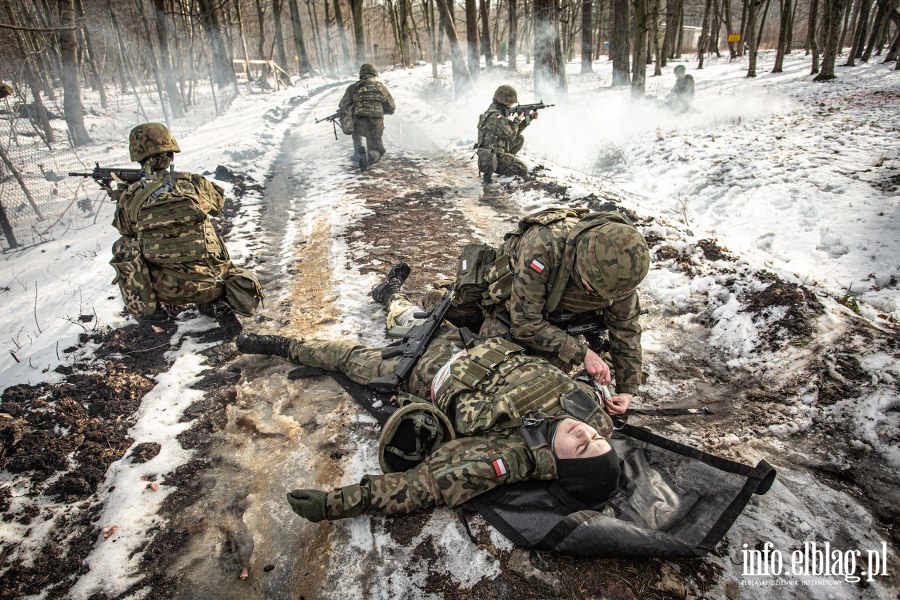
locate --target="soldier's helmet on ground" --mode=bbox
[359,63,378,78]
[575,221,650,300]
[129,122,181,163]
[378,402,456,473]
[493,85,518,106]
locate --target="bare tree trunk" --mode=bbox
[886,21,900,63]
[746,0,760,74]
[287,0,313,74]
[272,0,291,74]
[133,0,171,125]
[509,0,519,70]
[399,0,412,65]
[465,0,480,73]
[349,0,366,63]
[333,0,352,66]
[612,0,631,83]
[631,0,649,92]
[436,0,474,92]
[724,0,737,58]
[839,0,855,50]
[197,0,237,88]
[815,0,847,78]
[698,0,714,67]
[756,0,774,52]
[254,0,271,84]
[534,0,568,96]
[75,0,107,108]
[233,0,252,68]
[3,2,55,143]
[808,0,821,71]
[581,0,594,71]
[773,0,794,70]
[308,1,328,73]
[58,0,91,146]
[650,0,663,74]
[480,0,494,67]
[847,0,874,62]
[861,0,891,60]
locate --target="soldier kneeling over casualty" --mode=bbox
[475,85,538,184]
[110,123,264,338]
[235,289,622,522]
[338,63,396,172]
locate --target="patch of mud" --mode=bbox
[741,274,824,351]
[0,321,178,599]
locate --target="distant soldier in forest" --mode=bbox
[666,65,695,113]
[110,123,264,337]
[475,85,540,184]
[338,63,396,172]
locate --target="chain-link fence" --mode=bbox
[0,81,237,252]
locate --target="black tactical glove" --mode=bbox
[286,489,329,522]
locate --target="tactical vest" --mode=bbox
[125,173,226,266]
[433,337,613,438]
[353,79,387,118]
[476,106,507,152]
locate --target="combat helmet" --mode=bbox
[378,402,456,473]
[575,221,650,300]
[129,123,181,163]
[493,84,518,106]
[359,63,378,78]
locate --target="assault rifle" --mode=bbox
[69,162,142,190]
[316,111,340,139]
[507,101,555,117]
[369,287,456,392]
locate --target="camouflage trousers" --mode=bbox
[352,116,386,162]
[478,135,528,178]
[287,321,462,401]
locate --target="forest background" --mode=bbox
[1,0,899,246]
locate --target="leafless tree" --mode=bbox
[435,0,474,92]
[465,0,480,73]
[815,0,848,79]
[480,0,494,68]
[611,0,630,83]
[581,0,594,72]
[58,0,91,145]
[533,0,568,96]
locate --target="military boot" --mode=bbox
[205,299,242,339]
[236,332,292,358]
[358,146,369,172]
[371,262,411,305]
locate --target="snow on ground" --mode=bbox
[1,49,898,598]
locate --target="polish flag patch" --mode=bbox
[528,258,546,273]
[492,459,508,477]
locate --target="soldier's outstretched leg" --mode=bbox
[371,262,411,306]
[236,332,292,358]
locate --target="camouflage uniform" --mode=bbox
[476,99,530,179]
[478,209,648,395]
[339,64,396,164]
[110,123,263,319]
[284,323,613,519]
[667,68,695,113]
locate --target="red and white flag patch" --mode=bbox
[528,258,546,273]
[492,459,508,477]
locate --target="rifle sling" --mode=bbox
[287,366,397,426]
[627,406,712,417]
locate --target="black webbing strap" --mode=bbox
[287,366,397,425]
[627,406,712,417]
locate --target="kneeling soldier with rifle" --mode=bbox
[106,123,264,336]
[475,85,553,184]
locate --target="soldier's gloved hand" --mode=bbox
[286,489,329,522]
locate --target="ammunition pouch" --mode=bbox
[110,235,158,317]
[223,267,264,316]
[453,243,496,307]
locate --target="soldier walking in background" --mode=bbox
[338,64,396,172]
[475,85,539,184]
[110,123,264,337]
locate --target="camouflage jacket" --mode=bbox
[112,171,232,297]
[339,76,395,120]
[498,212,643,394]
[477,101,529,153]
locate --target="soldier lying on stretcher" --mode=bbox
[235,291,623,522]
